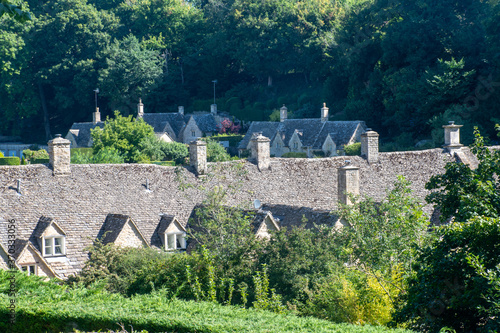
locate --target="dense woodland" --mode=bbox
[1,0,500,147]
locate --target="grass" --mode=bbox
[0,271,413,333]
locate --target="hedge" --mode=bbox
[281,152,307,158]
[31,158,50,164]
[0,157,20,165]
[203,134,244,147]
[151,161,176,166]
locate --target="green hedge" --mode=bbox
[204,134,244,147]
[0,157,20,165]
[281,152,307,158]
[31,158,50,164]
[344,142,361,156]
[0,272,413,333]
[151,160,175,166]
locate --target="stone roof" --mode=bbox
[0,146,489,278]
[238,119,366,149]
[67,122,104,147]
[98,214,148,246]
[190,114,218,133]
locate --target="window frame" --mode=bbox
[21,264,36,276]
[42,236,66,257]
[165,232,186,250]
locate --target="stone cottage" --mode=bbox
[1,121,490,279]
[66,102,236,148]
[238,104,366,157]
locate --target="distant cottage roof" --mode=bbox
[239,119,366,150]
[67,122,104,147]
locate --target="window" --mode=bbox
[43,236,65,256]
[166,232,186,250]
[191,130,196,137]
[21,265,36,276]
[293,142,298,149]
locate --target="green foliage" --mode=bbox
[252,265,286,314]
[0,271,414,333]
[0,0,31,22]
[71,146,124,164]
[0,156,20,165]
[393,217,500,332]
[91,111,156,162]
[344,142,361,156]
[31,158,49,164]
[67,239,162,294]
[21,148,49,163]
[425,126,500,223]
[206,139,232,162]
[159,141,189,164]
[281,152,307,158]
[209,134,244,148]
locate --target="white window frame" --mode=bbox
[21,264,36,276]
[165,232,186,250]
[43,236,66,256]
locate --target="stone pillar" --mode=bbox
[443,121,463,154]
[93,107,101,125]
[137,98,144,117]
[48,134,71,176]
[178,106,184,115]
[189,140,207,176]
[361,129,379,163]
[321,103,329,122]
[338,164,359,205]
[211,104,217,115]
[251,134,271,171]
[280,105,287,122]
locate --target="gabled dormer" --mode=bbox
[271,132,287,157]
[99,214,149,248]
[322,133,337,157]
[157,215,187,250]
[32,217,67,258]
[10,240,58,278]
[288,129,304,152]
[182,116,202,143]
[252,211,280,239]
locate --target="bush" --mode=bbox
[344,142,361,156]
[159,141,189,164]
[0,157,20,165]
[71,147,124,164]
[210,134,244,147]
[206,139,231,162]
[22,148,49,163]
[31,158,49,164]
[281,152,307,158]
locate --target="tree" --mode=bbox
[425,126,500,223]
[91,111,156,162]
[393,216,500,332]
[0,0,31,22]
[98,35,164,115]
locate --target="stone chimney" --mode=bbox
[137,98,144,117]
[280,105,288,122]
[338,163,359,206]
[48,134,71,176]
[93,107,101,125]
[321,103,329,122]
[361,129,379,163]
[211,104,217,115]
[189,140,207,176]
[251,134,271,171]
[178,106,184,115]
[443,121,463,154]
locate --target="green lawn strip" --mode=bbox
[1,292,413,333]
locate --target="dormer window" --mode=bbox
[43,236,65,256]
[166,232,186,250]
[21,264,36,276]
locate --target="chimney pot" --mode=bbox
[361,129,379,163]
[48,135,71,176]
[189,140,207,176]
[251,134,271,171]
[280,105,288,122]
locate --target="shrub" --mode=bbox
[281,152,307,158]
[22,148,49,163]
[71,147,124,164]
[0,151,3,157]
[206,139,231,162]
[31,158,49,164]
[159,141,189,164]
[0,157,20,165]
[344,142,361,156]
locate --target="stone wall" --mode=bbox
[0,146,485,277]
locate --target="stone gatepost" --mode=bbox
[338,164,359,206]
[189,140,207,176]
[361,129,379,163]
[443,121,463,154]
[93,107,101,125]
[251,134,271,171]
[48,134,71,176]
